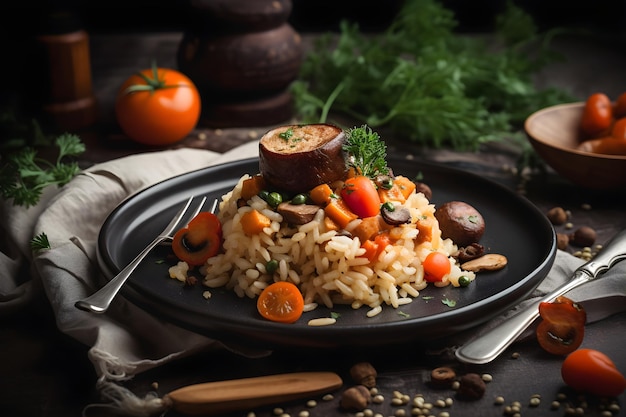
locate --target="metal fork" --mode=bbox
[75,195,208,314]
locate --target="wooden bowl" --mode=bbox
[524,102,626,190]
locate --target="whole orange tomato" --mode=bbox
[115,63,201,146]
[580,93,613,138]
[561,349,626,397]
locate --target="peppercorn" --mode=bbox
[457,373,486,400]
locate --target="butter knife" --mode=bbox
[455,228,626,365]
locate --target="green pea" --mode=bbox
[382,201,395,212]
[266,192,283,208]
[458,275,471,287]
[266,259,279,274]
[291,194,307,205]
[258,190,269,200]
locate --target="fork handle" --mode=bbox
[75,235,168,313]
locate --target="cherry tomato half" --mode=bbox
[115,63,201,146]
[561,349,626,397]
[172,212,222,266]
[340,176,381,218]
[580,93,613,138]
[536,296,586,356]
[422,251,451,282]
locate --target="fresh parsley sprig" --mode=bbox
[343,125,389,179]
[30,232,51,252]
[0,133,85,207]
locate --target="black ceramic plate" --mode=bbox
[97,157,556,349]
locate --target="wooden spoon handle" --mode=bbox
[162,371,343,415]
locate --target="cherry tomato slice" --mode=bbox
[422,251,451,282]
[536,296,586,356]
[562,349,626,397]
[257,281,304,323]
[341,176,381,218]
[172,212,222,266]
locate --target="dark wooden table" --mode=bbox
[1,30,626,417]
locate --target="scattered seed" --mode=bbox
[434,399,446,408]
[322,394,334,401]
[395,409,407,417]
[511,352,520,359]
[273,407,284,415]
[372,394,385,404]
[306,400,317,408]
[529,397,541,407]
[298,411,309,417]
[551,400,561,410]
[494,396,505,405]
[481,373,493,383]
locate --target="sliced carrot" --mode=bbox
[352,216,382,244]
[324,198,358,229]
[240,209,271,236]
[378,175,416,204]
[394,176,417,200]
[257,281,304,323]
[241,175,266,201]
[309,183,334,206]
[360,239,380,262]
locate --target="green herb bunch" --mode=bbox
[343,125,389,178]
[291,0,575,151]
[1,133,85,207]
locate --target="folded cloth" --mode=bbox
[1,141,263,383]
[1,140,625,413]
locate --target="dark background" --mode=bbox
[1,0,625,35]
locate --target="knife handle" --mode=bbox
[577,228,626,278]
[455,228,626,365]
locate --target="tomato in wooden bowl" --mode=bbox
[524,102,626,190]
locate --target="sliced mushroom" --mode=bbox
[276,202,321,225]
[461,254,508,272]
[455,243,485,263]
[381,204,411,226]
[259,124,347,193]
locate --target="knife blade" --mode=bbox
[455,228,626,365]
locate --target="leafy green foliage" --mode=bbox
[30,232,51,252]
[1,133,85,207]
[291,0,576,151]
[343,125,389,178]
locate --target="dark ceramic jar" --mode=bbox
[177,0,302,127]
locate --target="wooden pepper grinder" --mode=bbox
[35,9,97,132]
[177,0,302,128]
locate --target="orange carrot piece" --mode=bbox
[324,199,358,229]
[394,176,417,200]
[240,209,271,236]
[241,175,266,201]
[360,239,380,262]
[310,183,334,206]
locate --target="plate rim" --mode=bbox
[96,156,557,349]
